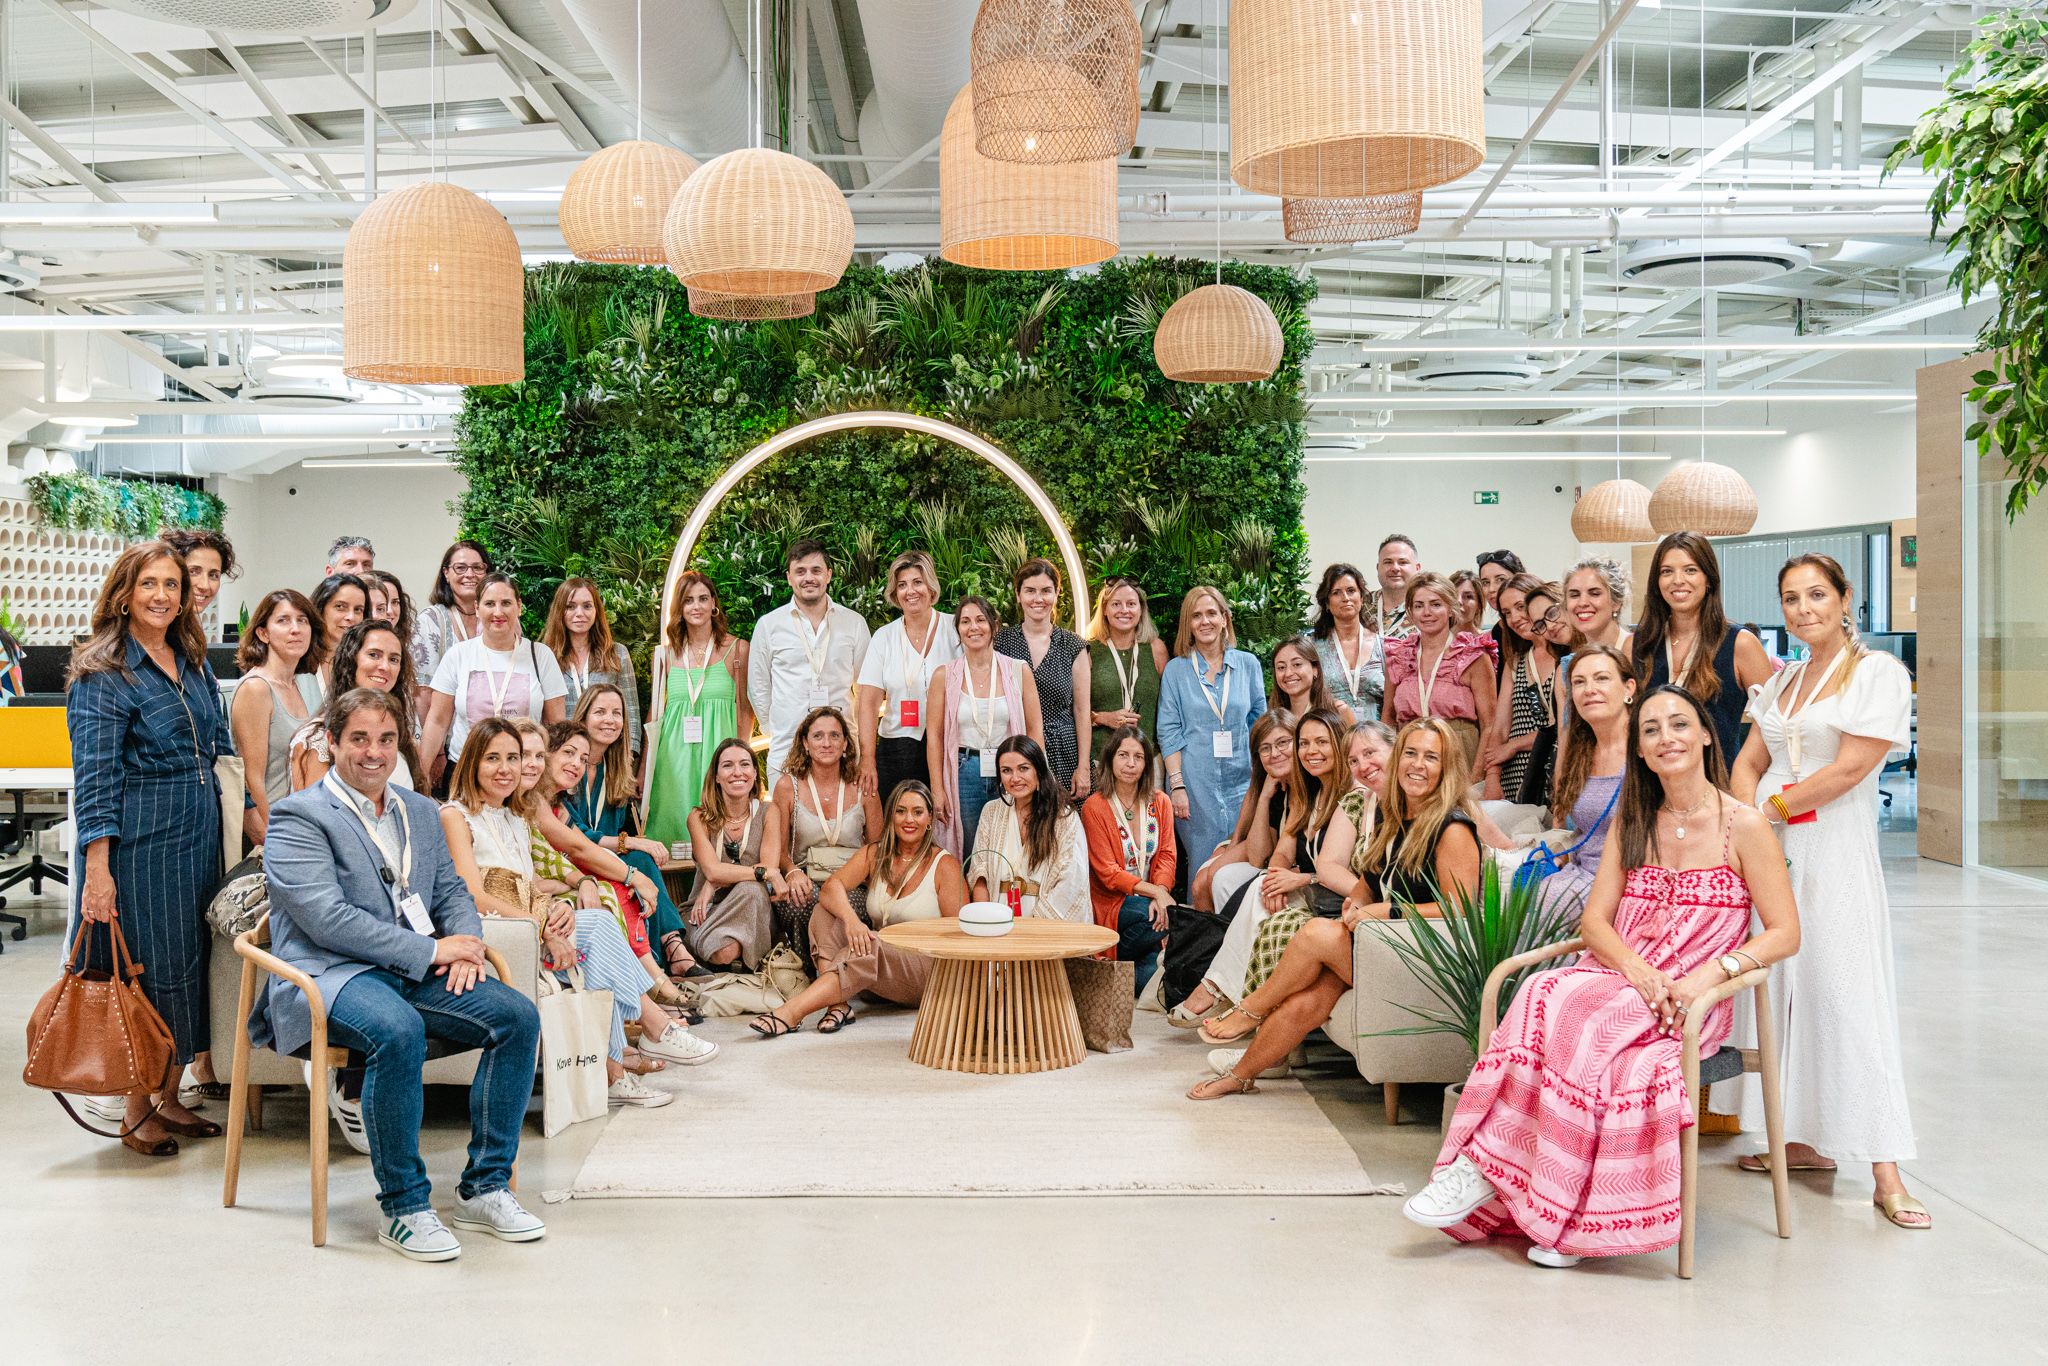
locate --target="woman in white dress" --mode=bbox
[967,735,1090,922]
[1729,552,1925,1230]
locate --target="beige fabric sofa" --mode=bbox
[209,916,542,1090]
[1317,922,1476,1123]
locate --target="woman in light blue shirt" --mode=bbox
[1157,585,1268,896]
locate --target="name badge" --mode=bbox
[682,715,704,744]
[899,699,920,729]
[669,841,692,862]
[807,684,832,709]
[1212,730,1234,759]
[396,891,434,936]
[978,747,998,778]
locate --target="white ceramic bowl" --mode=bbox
[958,900,1015,938]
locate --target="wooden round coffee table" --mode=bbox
[879,919,1118,1074]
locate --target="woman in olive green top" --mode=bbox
[1087,577,1169,765]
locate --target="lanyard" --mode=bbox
[1105,639,1142,711]
[1664,631,1702,692]
[1335,629,1374,700]
[450,608,475,644]
[324,773,412,896]
[806,774,848,847]
[567,645,592,695]
[678,636,716,713]
[963,656,999,739]
[900,613,940,702]
[1414,637,1452,719]
[1779,645,1850,780]
[1112,792,1156,876]
[1527,653,1557,728]
[796,608,833,681]
[1195,654,1233,726]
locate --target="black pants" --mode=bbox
[873,735,929,807]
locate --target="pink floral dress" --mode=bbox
[1433,805,1754,1257]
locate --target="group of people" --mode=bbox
[56,517,1926,1265]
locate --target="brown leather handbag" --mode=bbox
[22,920,178,1138]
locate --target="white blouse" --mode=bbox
[965,801,1090,923]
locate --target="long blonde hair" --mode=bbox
[872,779,941,896]
[570,683,636,808]
[1360,717,1472,881]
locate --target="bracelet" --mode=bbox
[1732,949,1764,973]
[1171,779,1187,791]
[1767,793,1791,822]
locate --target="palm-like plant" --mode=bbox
[1366,858,1587,1059]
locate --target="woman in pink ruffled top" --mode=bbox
[1381,572,1500,775]
[1404,685,1800,1269]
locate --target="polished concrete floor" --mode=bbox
[4,836,2046,1364]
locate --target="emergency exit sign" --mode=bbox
[1473,491,1500,505]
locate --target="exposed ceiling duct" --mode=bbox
[1620,239,1817,289]
[556,0,750,157]
[851,0,981,190]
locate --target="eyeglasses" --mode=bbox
[1257,741,1293,758]
[1535,607,1566,627]
[449,562,486,576]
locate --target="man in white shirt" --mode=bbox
[1368,533,1420,637]
[748,539,872,789]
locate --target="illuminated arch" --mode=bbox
[655,410,1091,647]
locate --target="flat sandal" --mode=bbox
[1186,1072,1259,1101]
[1198,1005,1265,1045]
[1874,1192,1932,1230]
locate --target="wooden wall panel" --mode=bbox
[1892,516,1918,632]
[1914,355,1977,866]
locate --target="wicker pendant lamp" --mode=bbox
[662,147,854,296]
[1648,461,1758,537]
[1230,0,1485,198]
[560,140,699,263]
[1282,192,1422,245]
[686,287,816,322]
[970,0,1142,164]
[343,181,524,386]
[940,86,1117,270]
[1154,284,1283,384]
[1570,478,1656,543]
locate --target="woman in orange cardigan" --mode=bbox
[1080,724,1178,992]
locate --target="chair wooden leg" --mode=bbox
[1678,1040,1701,1279]
[1382,1082,1401,1126]
[248,1083,265,1133]
[1753,981,1793,1240]
[222,963,258,1209]
[309,1032,331,1248]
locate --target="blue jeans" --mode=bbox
[956,749,997,858]
[325,969,540,1217]
[1116,894,1165,993]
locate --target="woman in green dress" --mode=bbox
[643,571,751,848]
[1087,577,1168,767]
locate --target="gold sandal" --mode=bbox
[1198,1005,1265,1045]
[1874,1192,1931,1230]
[1186,1072,1258,1101]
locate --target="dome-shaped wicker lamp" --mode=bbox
[1282,192,1422,245]
[940,86,1117,270]
[560,140,699,263]
[686,288,817,322]
[662,147,854,296]
[343,181,524,386]
[1230,0,1485,198]
[970,0,1141,164]
[1648,461,1758,536]
[1571,478,1657,543]
[1153,284,1283,384]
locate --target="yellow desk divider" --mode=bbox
[0,704,71,768]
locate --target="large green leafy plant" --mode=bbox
[455,257,1314,681]
[1888,8,2048,517]
[26,473,225,537]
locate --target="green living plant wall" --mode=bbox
[454,257,1316,681]
[1888,7,2048,517]
[26,472,226,537]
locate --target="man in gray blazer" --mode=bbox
[258,688,543,1262]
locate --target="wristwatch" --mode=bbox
[1718,953,1745,980]
[753,864,768,884]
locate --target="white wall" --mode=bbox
[213,462,464,626]
[1302,456,1585,585]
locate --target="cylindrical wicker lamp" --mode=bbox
[1154,284,1283,384]
[662,147,854,296]
[343,181,524,386]
[940,87,1117,270]
[560,140,699,263]
[1571,478,1657,543]
[1648,461,1759,536]
[686,288,817,322]
[970,0,1141,164]
[1231,0,1485,198]
[1282,192,1423,245]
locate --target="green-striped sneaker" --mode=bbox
[379,1209,462,1262]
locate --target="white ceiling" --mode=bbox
[0,0,1985,477]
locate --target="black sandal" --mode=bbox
[749,1013,798,1039]
[661,932,695,982]
[817,1004,855,1035]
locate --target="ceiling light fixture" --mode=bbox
[1337,337,1978,354]
[1305,453,1674,463]
[1310,391,1916,407]
[87,432,450,445]
[1318,426,1788,438]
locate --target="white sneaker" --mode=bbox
[379,1209,462,1262]
[1207,1048,1291,1079]
[1402,1154,1498,1228]
[1526,1245,1583,1269]
[607,1072,675,1108]
[450,1188,547,1243]
[80,1095,129,1125]
[638,1023,719,1066]
[305,1061,371,1155]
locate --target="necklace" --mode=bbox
[1661,787,1712,840]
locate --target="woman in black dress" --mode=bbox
[1632,531,1774,758]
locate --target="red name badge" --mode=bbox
[1787,808,1818,825]
[899,700,919,728]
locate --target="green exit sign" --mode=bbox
[1473,490,1500,506]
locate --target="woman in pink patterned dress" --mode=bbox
[1403,685,1800,1268]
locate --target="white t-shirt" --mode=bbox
[857,612,961,741]
[429,635,568,758]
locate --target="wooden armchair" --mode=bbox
[1478,938,1790,1280]
[220,912,516,1247]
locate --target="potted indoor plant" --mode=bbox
[1365,857,1585,1138]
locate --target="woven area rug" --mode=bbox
[552,1007,1396,1200]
